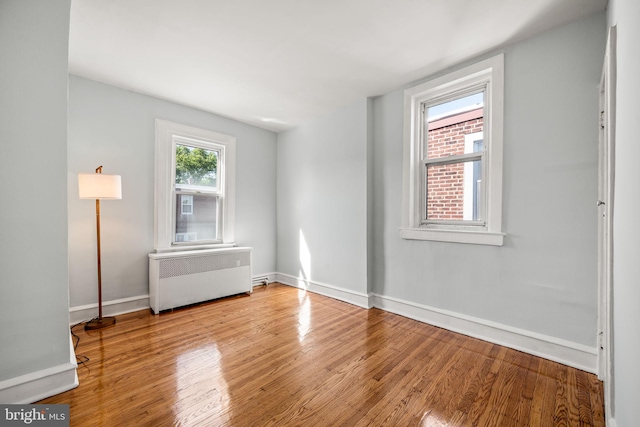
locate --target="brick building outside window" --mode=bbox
[426,105,484,221]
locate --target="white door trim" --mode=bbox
[597,25,616,421]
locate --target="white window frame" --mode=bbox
[401,54,505,246]
[154,119,236,252]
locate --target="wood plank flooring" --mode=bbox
[39,283,605,426]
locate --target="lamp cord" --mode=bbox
[70,322,90,366]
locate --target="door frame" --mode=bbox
[597,25,616,419]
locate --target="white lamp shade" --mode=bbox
[78,173,122,199]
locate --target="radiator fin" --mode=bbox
[159,252,250,279]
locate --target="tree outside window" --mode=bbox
[175,145,218,188]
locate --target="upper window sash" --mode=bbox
[173,136,222,194]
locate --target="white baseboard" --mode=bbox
[608,418,616,427]
[276,273,371,309]
[69,275,281,322]
[0,333,78,403]
[370,293,598,374]
[68,278,598,375]
[271,273,597,373]
[69,295,150,325]
[68,276,281,322]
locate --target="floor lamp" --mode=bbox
[78,166,122,330]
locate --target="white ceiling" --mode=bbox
[69,0,607,133]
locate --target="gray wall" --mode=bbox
[275,14,605,349]
[68,76,277,308]
[371,13,605,347]
[0,0,71,380]
[277,99,369,295]
[608,0,640,425]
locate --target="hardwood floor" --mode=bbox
[39,283,605,426]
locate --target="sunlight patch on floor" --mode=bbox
[419,410,449,427]
[175,344,230,425]
[298,293,311,343]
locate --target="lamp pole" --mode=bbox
[84,166,117,330]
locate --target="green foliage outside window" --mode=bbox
[175,145,217,187]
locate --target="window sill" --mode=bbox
[154,243,236,254]
[399,227,504,246]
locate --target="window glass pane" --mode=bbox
[175,194,218,242]
[175,144,218,189]
[426,160,482,221]
[426,92,484,159]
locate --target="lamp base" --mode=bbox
[85,317,116,330]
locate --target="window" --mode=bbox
[154,120,236,251]
[401,54,504,245]
[180,195,193,215]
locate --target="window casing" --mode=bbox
[154,120,236,252]
[401,54,504,245]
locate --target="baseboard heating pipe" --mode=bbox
[252,276,269,287]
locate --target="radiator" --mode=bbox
[148,247,252,314]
